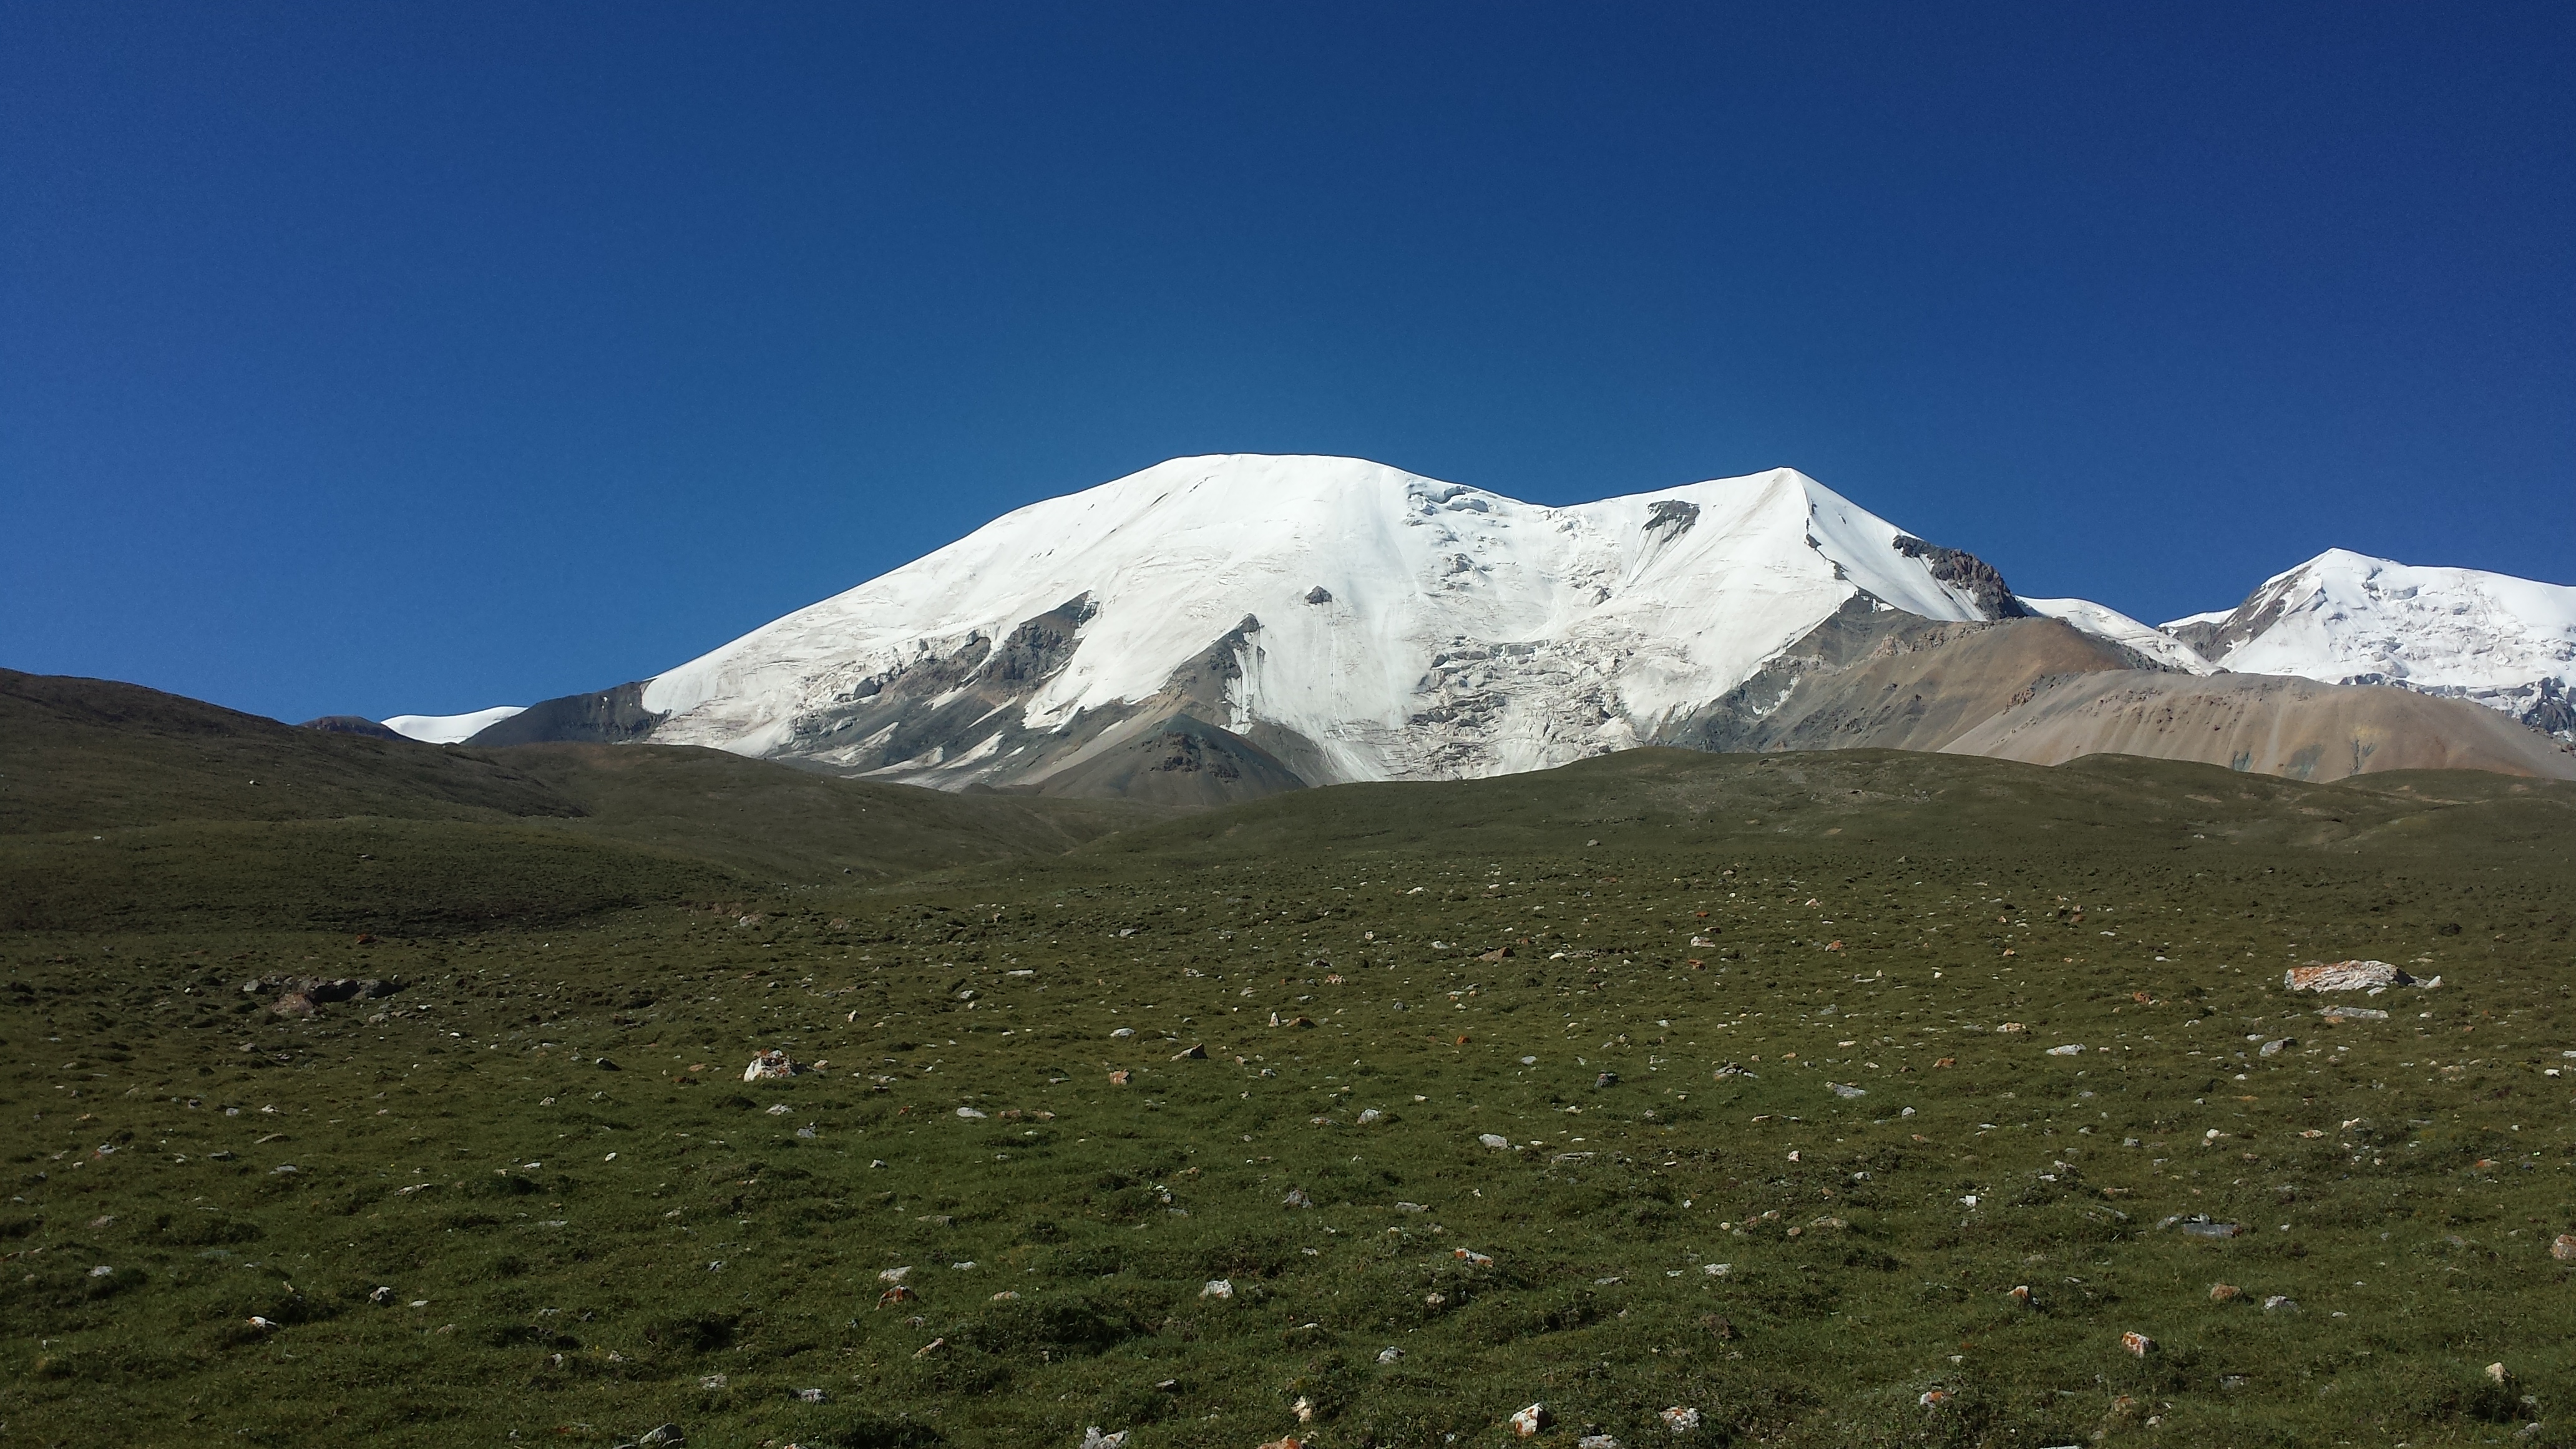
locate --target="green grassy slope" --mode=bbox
[1,671,1173,934]
[485,743,1167,885]
[4,744,2572,1447]
[0,670,578,832]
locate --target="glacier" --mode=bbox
[636,454,2018,785]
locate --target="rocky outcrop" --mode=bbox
[467,681,666,746]
[1889,536,2031,619]
[1029,713,1307,807]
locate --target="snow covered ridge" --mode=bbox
[381,705,526,744]
[378,455,2574,783]
[2019,599,2215,676]
[2160,549,2576,739]
[633,454,2025,785]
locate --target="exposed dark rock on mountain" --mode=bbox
[467,681,665,746]
[1028,713,1307,807]
[1888,535,2032,619]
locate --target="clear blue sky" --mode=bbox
[6,4,2570,723]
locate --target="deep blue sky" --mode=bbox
[6,4,2571,723]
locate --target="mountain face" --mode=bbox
[2161,549,2576,739]
[397,455,2575,792]
[625,455,2033,789]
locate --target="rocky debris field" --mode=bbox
[4,756,2575,1448]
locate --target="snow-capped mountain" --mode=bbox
[632,454,2027,786]
[2161,549,2576,737]
[377,455,2575,789]
[2019,598,2214,675]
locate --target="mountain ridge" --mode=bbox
[368,454,2574,790]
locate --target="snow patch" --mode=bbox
[381,706,526,744]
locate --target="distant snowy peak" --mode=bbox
[2162,549,2576,736]
[636,454,2030,784]
[383,705,526,744]
[2020,598,2215,675]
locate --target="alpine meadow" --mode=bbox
[6,666,2574,1449]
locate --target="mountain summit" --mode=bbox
[2164,549,2576,736]
[632,455,2030,788]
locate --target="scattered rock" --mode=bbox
[700,1373,728,1390]
[794,1388,827,1403]
[638,1427,686,1449]
[2262,1295,2299,1312]
[1283,1188,1312,1208]
[2121,1330,2155,1357]
[1394,1201,1428,1212]
[1659,1405,1702,1433]
[2284,960,2413,992]
[912,1337,945,1357]
[246,1315,278,1331]
[1828,1081,1866,1098]
[1200,1279,1234,1299]
[1172,1043,1207,1060]
[1596,1073,1618,1088]
[1478,1133,1511,1149]
[1456,1248,1495,1267]
[2316,1006,2391,1022]
[956,1107,988,1120]
[369,1286,396,1305]
[2209,1283,2243,1303]
[1997,1022,2029,1034]
[743,1050,794,1083]
[1292,1395,1317,1423]
[2045,1044,2084,1056]
[1511,1403,1553,1437]
[1577,1435,1622,1449]
[1356,1107,1383,1125]
[1108,1070,1132,1086]
[1377,1346,1403,1364]
[1479,946,1514,963]
[877,1286,914,1307]
[595,1057,620,1071]
[1256,1438,1305,1449]
[2258,1038,2294,1058]
[2487,1362,2509,1385]
[1080,1429,1130,1449]
[1111,1027,1136,1039]
[2175,1216,2244,1239]
[2552,1234,2576,1262]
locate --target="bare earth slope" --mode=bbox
[1942,670,2576,781]
[1656,605,2154,755]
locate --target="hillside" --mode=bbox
[5,723,2572,1447]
